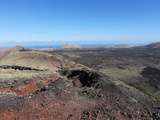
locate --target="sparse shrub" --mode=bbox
[59,67,71,76]
[36,80,45,89]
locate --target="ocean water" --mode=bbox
[0,43,114,48]
[27,44,114,49]
[0,40,148,48]
[0,40,151,48]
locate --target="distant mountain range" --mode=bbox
[107,42,160,49]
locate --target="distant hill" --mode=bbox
[0,47,62,71]
[145,42,160,49]
[112,44,134,48]
[63,43,81,49]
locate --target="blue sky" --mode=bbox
[0,0,160,47]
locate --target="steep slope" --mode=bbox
[56,48,160,119]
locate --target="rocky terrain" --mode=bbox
[0,44,160,120]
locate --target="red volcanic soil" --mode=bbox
[0,94,85,120]
[0,74,60,96]
[0,75,152,120]
[0,88,151,120]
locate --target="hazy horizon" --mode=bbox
[0,40,157,48]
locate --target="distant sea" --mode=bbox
[24,44,115,49]
[0,43,115,49]
[24,43,144,49]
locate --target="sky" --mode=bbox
[0,0,160,47]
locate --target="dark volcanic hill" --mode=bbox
[145,42,160,49]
